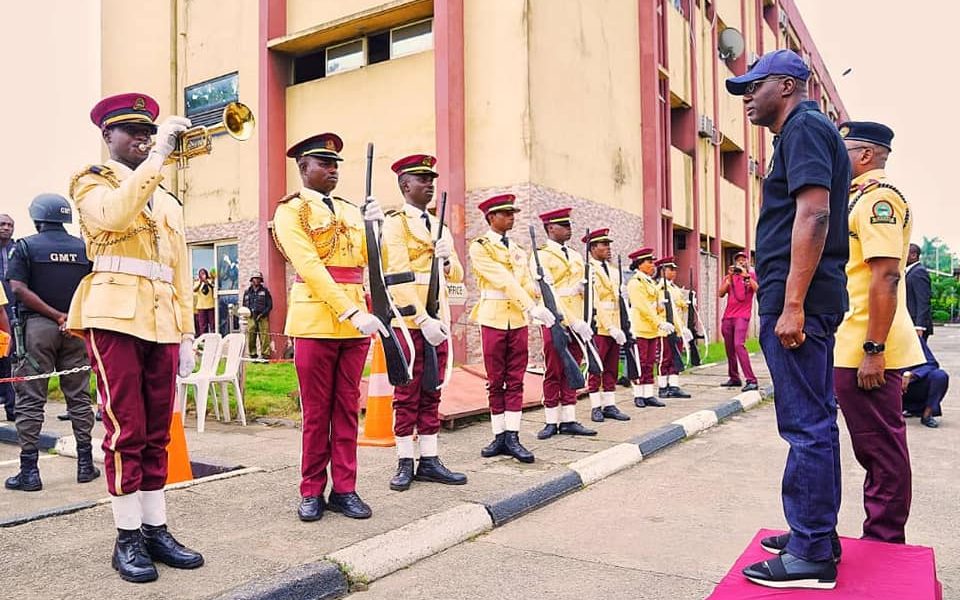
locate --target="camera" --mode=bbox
[732,266,743,275]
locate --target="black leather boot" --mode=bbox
[480,433,507,458]
[502,431,535,463]
[77,443,101,484]
[141,524,204,569]
[559,421,598,436]
[4,451,42,492]
[537,423,559,440]
[389,458,415,491]
[297,496,325,521]
[327,492,373,519]
[415,456,467,485]
[112,529,158,583]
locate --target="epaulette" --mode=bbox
[333,195,355,206]
[473,236,489,245]
[158,183,183,206]
[278,191,300,204]
[69,164,119,199]
[385,209,402,218]
[537,244,547,251]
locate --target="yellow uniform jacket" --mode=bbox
[588,259,619,337]
[529,240,584,326]
[381,203,464,330]
[835,170,924,369]
[469,230,538,330]
[662,280,688,332]
[67,159,193,343]
[272,187,368,339]
[193,280,215,310]
[627,272,664,339]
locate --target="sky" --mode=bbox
[794,0,958,255]
[1,1,953,256]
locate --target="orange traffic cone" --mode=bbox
[166,399,194,485]
[358,336,396,447]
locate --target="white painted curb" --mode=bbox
[327,502,493,583]
[568,443,643,486]
[736,390,764,410]
[672,410,719,437]
[55,435,106,464]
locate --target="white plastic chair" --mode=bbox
[208,332,247,429]
[176,333,223,432]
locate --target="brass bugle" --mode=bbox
[137,101,255,168]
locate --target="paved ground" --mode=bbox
[349,329,959,600]
[0,352,768,599]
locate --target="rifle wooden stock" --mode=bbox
[530,225,586,390]
[616,255,641,381]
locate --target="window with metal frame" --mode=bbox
[390,19,432,59]
[185,72,239,128]
[326,39,364,76]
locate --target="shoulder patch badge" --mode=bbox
[870,200,897,225]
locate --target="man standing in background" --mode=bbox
[905,243,933,340]
[718,251,759,392]
[0,213,16,421]
[242,273,273,359]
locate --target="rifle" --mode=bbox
[686,267,704,366]
[420,191,448,392]
[660,278,686,372]
[363,143,416,386]
[529,225,585,390]
[616,256,642,380]
[580,230,603,375]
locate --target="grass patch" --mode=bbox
[697,338,760,364]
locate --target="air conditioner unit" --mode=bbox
[778,10,789,31]
[697,115,715,138]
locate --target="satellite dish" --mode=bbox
[718,28,745,61]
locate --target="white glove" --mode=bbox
[417,316,449,346]
[608,326,627,346]
[528,305,556,328]
[658,321,676,335]
[178,338,196,378]
[570,319,593,341]
[350,311,388,336]
[620,284,629,296]
[681,327,694,344]
[363,197,385,222]
[434,237,453,260]
[152,116,192,159]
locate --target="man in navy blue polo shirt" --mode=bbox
[727,49,850,590]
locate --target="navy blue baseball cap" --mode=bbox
[838,121,894,150]
[726,49,810,96]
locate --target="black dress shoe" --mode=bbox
[921,416,940,428]
[415,456,467,485]
[742,553,837,590]
[297,495,325,521]
[720,379,743,387]
[112,529,158,583]
[644,397,666,407]
[502,431,535,463]
[668,386,691,398]
[658,387,670,398]
[559,421,597,436]
[537,423,559,440]
[390,458,415,491]
[590,407,604,423]
[902,410,920,418]
[480,433,507,458]
[742,382,759,392]
[760,531,842,563]
[141,524,204,569]
[602,406,631,421]
[327,492,373,519]
[633,396,646,408]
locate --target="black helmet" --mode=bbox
[28,193,73,224]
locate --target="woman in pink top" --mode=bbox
[719,252,759,391]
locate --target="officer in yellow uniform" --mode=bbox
[654,256,691,398]
[380,153,467,491]
[626,248,669,407]
[834,121,924,544]
[529,208,597,439]
[67,93,202,583]
[583,229,632,423]
[469,194,554,463]
[272,133,387,523]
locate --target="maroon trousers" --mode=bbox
[542,326,583,407]
[657,337,681,377]
[195,308,215,334]
[635,337,658,384]
[587,335,619,393]
[392,328,446,437]
[721,317,757,383]
[85,329,178,496]
[294,336,370,497]
[480,325,528,414]
[835,367,912,543]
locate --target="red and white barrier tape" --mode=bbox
[0,365,91,385]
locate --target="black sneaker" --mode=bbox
[720,379,742,387]
[742,553,837,590]
[921,416,940,428]
[760,531,842,564]
[742,382,759,392]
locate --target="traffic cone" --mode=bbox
[358,336,396,447]
[166,396,194,484]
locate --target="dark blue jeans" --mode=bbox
[759,312,843,562]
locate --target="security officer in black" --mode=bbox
[4,194,99,491]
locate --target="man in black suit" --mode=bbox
[905,244,933,339]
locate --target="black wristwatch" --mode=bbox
[862,341,885,355]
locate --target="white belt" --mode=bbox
[92,256,174,284]
[413,272,431,285]
[555,286,581,297]
[480,290,509,301]
[597,301,616,310]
